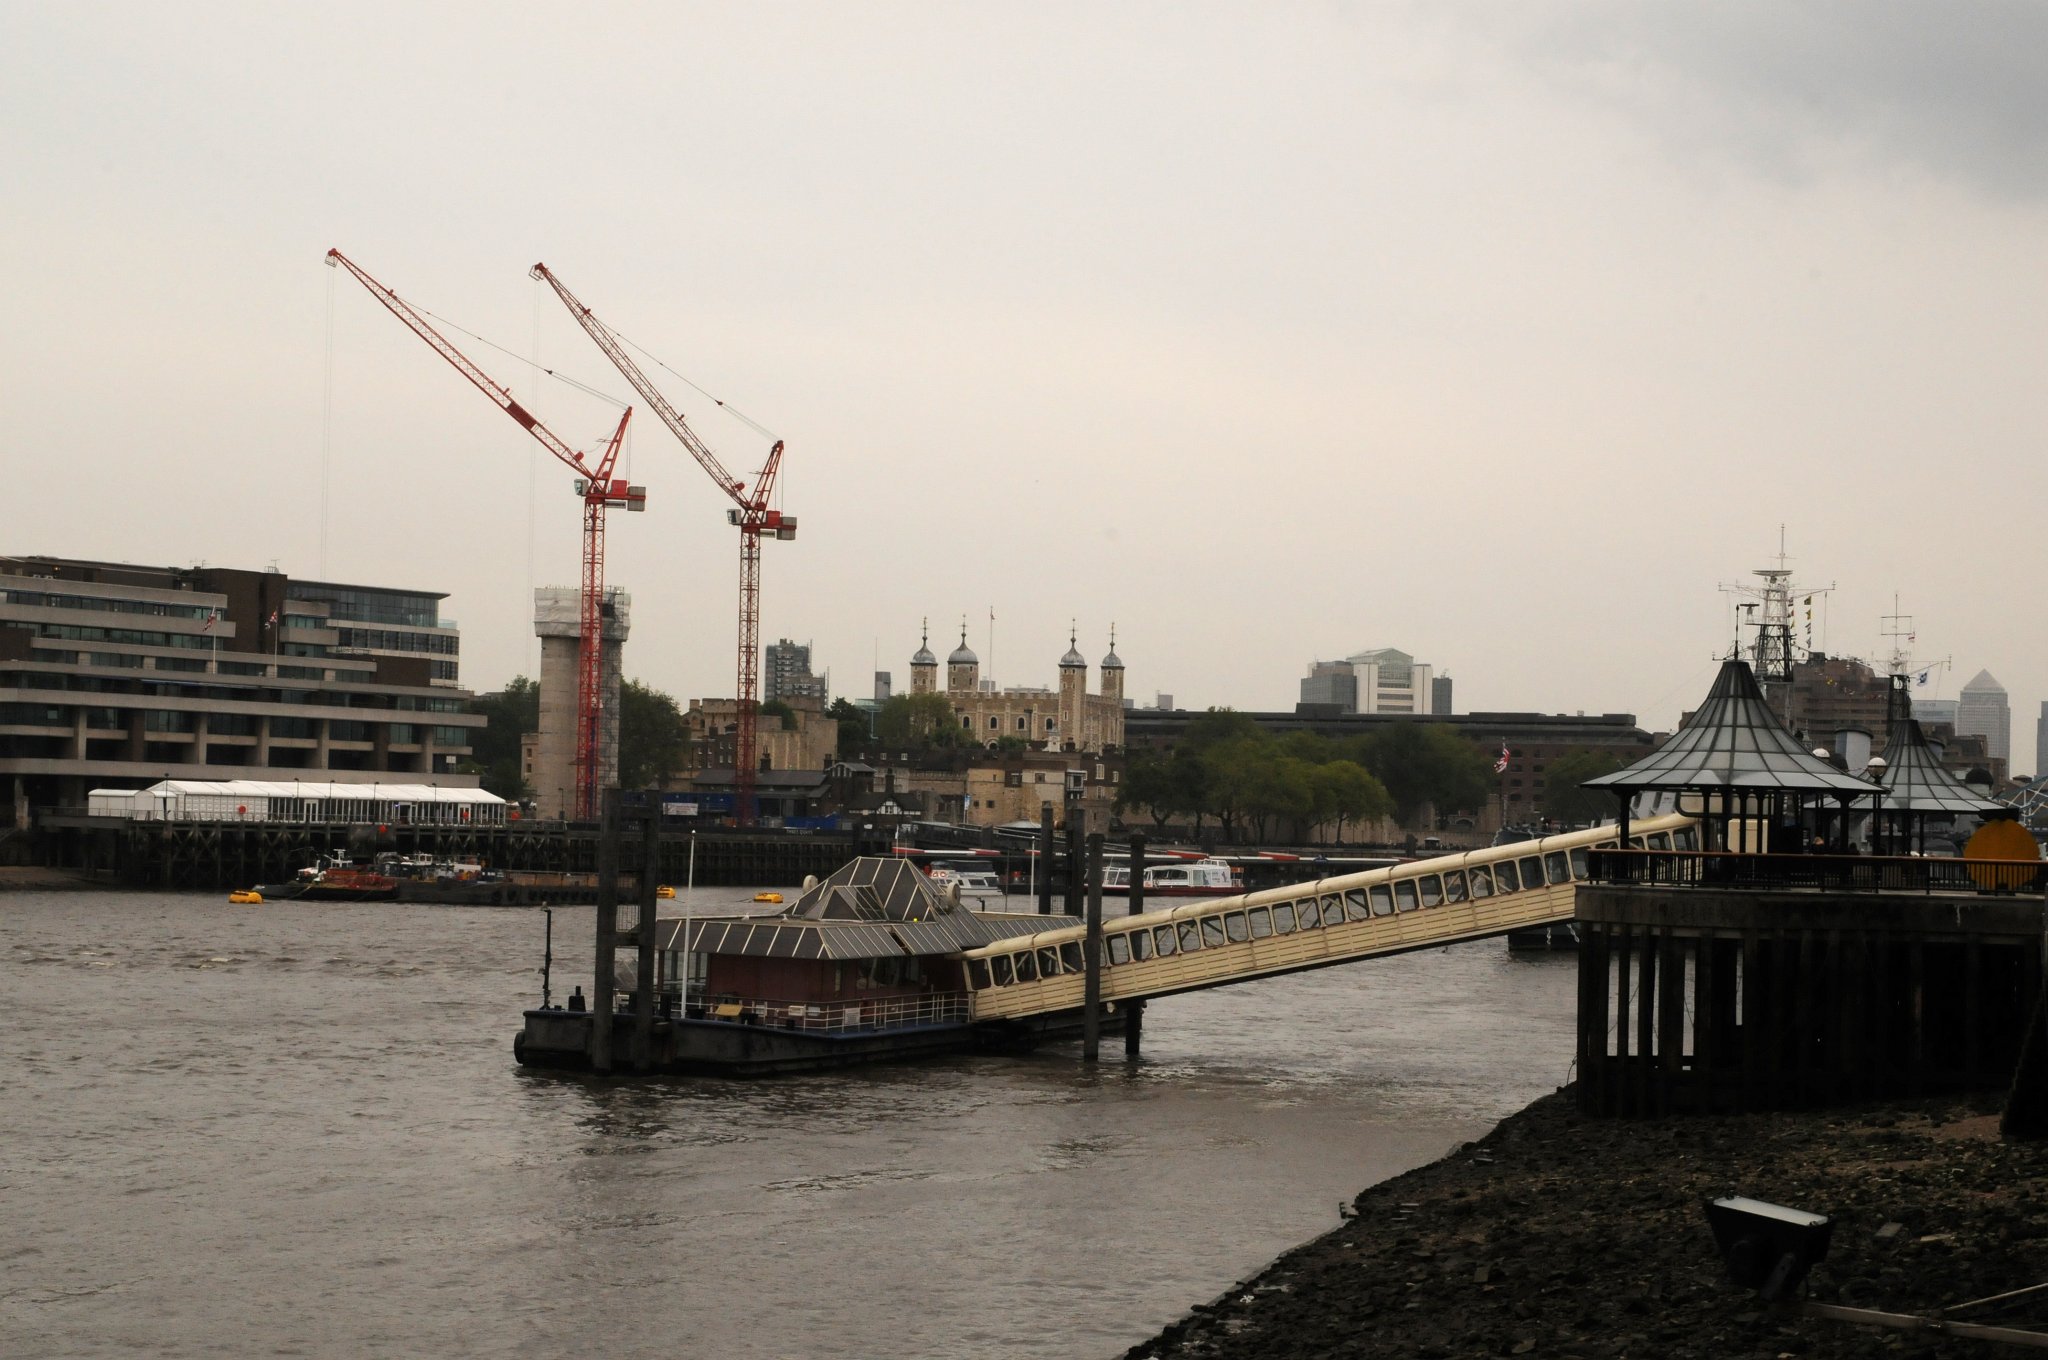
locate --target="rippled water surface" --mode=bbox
[2,890,1581,1358]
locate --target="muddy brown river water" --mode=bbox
[3,889,1580,1358]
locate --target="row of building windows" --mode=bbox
[1,589,215,621]
[333,627,459,655]
[288,587,441,630]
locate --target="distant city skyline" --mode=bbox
[5,6,2042,776]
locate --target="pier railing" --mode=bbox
[637,988,973,1032]
[1589,849,2047,896]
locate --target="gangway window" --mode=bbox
[1177,921,1203,952]
[1442,871,1467,903]
[1201,916,1226,948]
[1036,947,1061,977]
[1417,876,1443,908]
[1059,943,1082,972]
[1107,935,1131,965]
[1468,868,1493,899]
[1294,900,1320,929]
[1393,880,1419,912]
[1345,889,1369,920]
[1224,912,1250,943]
[1131,929,1153,961]
[1368,885,1394,916]
[1520,857,1545,890]
[1544,852,1569,884]
[1495,861,1520,892]
[1271,903,1296,933]
[1570,849,1591,879]
[969,959,991,988]
[991,956,1014,986]
[1320,895,1343,925]
[1014,952,1038,983]
[1648,832,1672,851]
[1675,827,1700,851]
[1249,907,1273,939]
[1152,925,1177,957]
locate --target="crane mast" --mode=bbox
[530,263,795,825]
[327,249,644,821]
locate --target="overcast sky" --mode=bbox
[5,3,2044,771]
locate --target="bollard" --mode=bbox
[1124,997,1144,1058]
[1128,832,1146,918]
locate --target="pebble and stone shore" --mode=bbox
[1122,1087,2047,1360]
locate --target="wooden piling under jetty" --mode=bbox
[1574,885,2046,1117]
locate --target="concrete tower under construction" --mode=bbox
[532,586,630,819]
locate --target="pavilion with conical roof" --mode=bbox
[1869,674,2006,853]
[1583,655,1883,850]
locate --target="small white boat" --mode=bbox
[1101,858,1240,897]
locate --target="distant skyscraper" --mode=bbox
[874,671,891,703]
[2036,701,2046,780]
[1431,674,1454,716]
[1298,648,1434,715]
[1957,670,2010,763]
[764,638,828,702]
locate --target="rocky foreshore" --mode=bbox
[0,865,101,892]
[1121,1087,2048,1359]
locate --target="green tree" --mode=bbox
[1201,733,1274,842]
[1357,725,1492,826]
[464,676,537,801]
[618,679,690,789]
[1118,748,1181,830]
[874,692,970,750]
[828,697,867,757]
[758,698,796,730]
[1243,752,1316,844]
[1312,760,1394,844]
[1541,749,1627,827]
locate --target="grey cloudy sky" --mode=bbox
[5,3,2044,770]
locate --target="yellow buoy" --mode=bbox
[656,885,676,899]
[228,890,263,905]
[1964,816,2041,892]
[753,891,783,904]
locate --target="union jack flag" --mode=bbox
[1494,742,1510,774]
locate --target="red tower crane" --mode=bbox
[327,249,643,821]
[529,264,794,825]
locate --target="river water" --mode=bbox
[2,889,1580,1359]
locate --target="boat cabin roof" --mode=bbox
[650,857,1072,962]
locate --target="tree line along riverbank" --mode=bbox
[1121,1086,2047,1360]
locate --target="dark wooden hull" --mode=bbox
[514,1005,1128,1077]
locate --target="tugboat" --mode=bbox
[245,852,400,903]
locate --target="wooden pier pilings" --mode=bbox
[34,813,888,892]
[1574,886,2045,1117]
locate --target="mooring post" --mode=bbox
[590,787,621,1075]
[1065,815,1084,920]
[1124,997,1144,1058]
[1128,832,1146,918]
[633,802,659,1071]
[1037,805,1054,915]
[1083,830,1103,1062]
